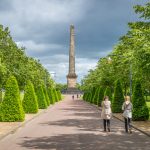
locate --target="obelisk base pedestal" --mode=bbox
[65,88,81,94]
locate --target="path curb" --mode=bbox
[112,115,150,137]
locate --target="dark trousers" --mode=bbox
[103,119,110,131]
[124,118,132,132]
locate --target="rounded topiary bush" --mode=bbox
[0,76,25,122]
[43,86,50,106]
[104,86,112,102]
[35,86,47,109]
[112,80,124,113]
[132,80,149,121]
[22,81,38,113]
[97,87,105,106]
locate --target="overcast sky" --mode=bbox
[0,0,148,83]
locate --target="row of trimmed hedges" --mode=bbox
[83,86,105,107]
[83,79,149,121]
[0,76,62,122]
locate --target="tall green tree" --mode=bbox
[0,24,55,90]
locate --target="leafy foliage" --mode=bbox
[56,83,67,92]
[47,88,55,104]
[104,86,112,102]
[112,80,124,113]
[0,24,55,90]
[57,90,62,100]
[36,86,47,109]
[43,86,50,106]
[92,87,100,105]
[132,80,149,121]
[81,2,150,105]
[53,89,59,102]
[0,76,25,121]
[22,81,38,113]
[134,2,150,19]
[97,87,105,106]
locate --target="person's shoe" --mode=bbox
[129,129,132,134]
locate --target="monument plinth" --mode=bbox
[66,25,79,94]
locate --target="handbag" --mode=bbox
[123,110,128,118]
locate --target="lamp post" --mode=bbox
[108,55,132,100]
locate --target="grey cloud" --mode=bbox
[0,0,148,83]
[0,0,13,12]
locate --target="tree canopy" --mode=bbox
[81,2,150,96]
[0,25,55,90]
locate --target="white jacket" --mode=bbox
[101,100,112,119]
[122,101,133,118]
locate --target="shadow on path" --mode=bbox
[19,133,150,150]
[19,99,150,150]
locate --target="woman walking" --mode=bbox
[101,96,112,132]
[122,96,133,133]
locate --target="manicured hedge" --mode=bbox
[22,80,38,113]
[57,90,62,100]
[83,92,88,101]
[92,87,100,105]
[97,87,105,106]
[36,86,47,109]
[112,80,124,113]
[0,76,25,121]
[53,89,59,102]
[43,86,50,106]
[47,88,55,104]
[91,87,96,103]
[104,86,112,102]
[132,80,149,121]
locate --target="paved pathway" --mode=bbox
[0,95,149,150]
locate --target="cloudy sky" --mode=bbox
[0,0,148,83]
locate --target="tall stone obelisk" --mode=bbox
[67,25,77,89]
